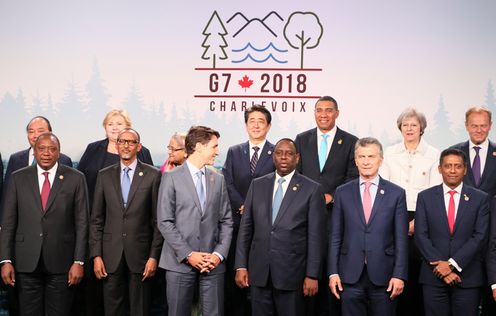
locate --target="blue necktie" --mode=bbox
[121,167,131,207]
[272,178,285,224]
[472,146,481,187]
[196,170,205,211]
[319,134,329,172]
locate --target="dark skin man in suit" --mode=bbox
[0,132,88,316]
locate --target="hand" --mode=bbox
[387,277,404,300]
[239,205,244,215]
[200,253,221,273]
[430,261,452,278]
[442,272,461,286]
[235,269,249,288]
[93,256,108,279]
[324,193,333,204]
[187,252,210,271]
[68,263,84,286]
[303,277,318,296]
[493,288,496,302]
[329,275,343,299]
[408,220,415,236]
[1,263,15,286]
[142,258,158,281]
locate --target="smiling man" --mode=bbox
[235,138,326,316]
[0,132,88,316]
[415,148,489,316]
[157,125,233,316]
[329,137,408,316]
[222,105,276,316]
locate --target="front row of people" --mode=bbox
[0,124,495,316]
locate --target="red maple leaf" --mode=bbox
[238,75,253,92]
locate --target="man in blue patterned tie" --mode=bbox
[235,138,326,316]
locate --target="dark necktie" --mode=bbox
[250,146,260,175]
[447,190,456,235]
[121,167,131,207]
[472,146,481,187]
[40,172,50,210]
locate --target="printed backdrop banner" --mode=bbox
[0,0,495,166]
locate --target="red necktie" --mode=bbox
[363,182,372,224]
[447,190,456,235]
[41,172,50,210]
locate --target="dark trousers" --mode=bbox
[422,284,481,316]
[70,261,105,316]
[16,256,75,316]
[341,268,397,316]
[397,214,424,316]
[251,276,305,316]
[102,255,153,316]
[480,286,496,316]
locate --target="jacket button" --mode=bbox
[39,233,43,237]
[122,233,127,237]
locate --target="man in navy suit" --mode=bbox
[294,95,358,316]
[329,137,408,316]
[415,148,489,316]
[450,106,496,315]
[235,138,326,316]
[222,105,275,316]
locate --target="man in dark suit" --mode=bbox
[487,198,496,303]
[89,128,163,316]
[450,106,496,315]
[222,105,275,316]
[294,95,359,315]
[415,148,489,316]
[329,137,408,316]
[235,138,326,316]
[157,126,233,316]
[0,132,88,316]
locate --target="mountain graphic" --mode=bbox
[227,11,284,38]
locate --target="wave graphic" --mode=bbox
[232,42,288,53]
[231,53,287,64]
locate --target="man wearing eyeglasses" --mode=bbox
[89,128,163,316]
[294,96,359,316]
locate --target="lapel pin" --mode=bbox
[292,186,298,191]
[267,150,272,155]
[139,172,143,177]
[464,194,469,201]
[380,189,385,195]
[59,175,64,180]
[338,139,343,145]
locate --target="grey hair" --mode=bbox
[396,107,427,135]
[354,137,383,158]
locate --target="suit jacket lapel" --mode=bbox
[323,127,344,172]
[432,185,452,235]
[254,142,273,175]
[453,186,469,235]
[205,168,216,213]
[111,164,124,208]
[125,162,145,210]
[44,165,64,213]
[461,142,476,186]
[353,180,367,226]
[307,129,320,174]
[481,141,496,186]
[241,142,251,172]
[273,173,301,226]
[28,166,43,212]
[367,179,385,226]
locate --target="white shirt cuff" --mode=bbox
[448,258,462,272]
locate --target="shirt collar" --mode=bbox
[317,125,337,138]
[120,158,138,171]
[249,139,266,151]
[469,138,488,151]
[186,160,205,177]
[37,162,58,175]
[359,175,380,186]
[442,182,463,195]
[275,169,296,183]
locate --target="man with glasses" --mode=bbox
[89,128,163,316]
[294,96,359,315]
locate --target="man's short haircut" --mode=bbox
[439,148,467,167]
[35,132,60,149]
[102,109,132,128]
[396,107,427,136]
[185,126,220,156]
[274,138,298,153]
[26,116,52,132]
[118,128,141,143]
[354,137,383,158]
[465,106,492,122]
[315,96,338,110]
[244,105,272,124]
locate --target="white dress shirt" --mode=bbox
[37,162,58,193]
